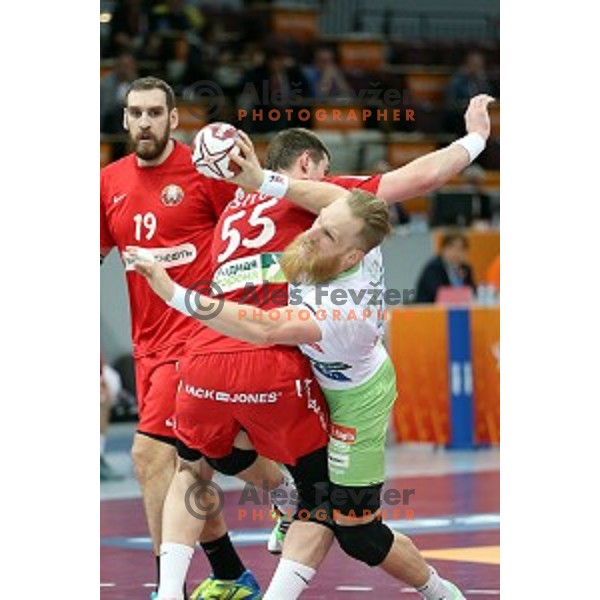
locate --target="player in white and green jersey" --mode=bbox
[290,244,396,489]
[130,188,466,600]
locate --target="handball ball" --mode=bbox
[192,122,242,179]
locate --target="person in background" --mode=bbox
[107,0,149,57]
[100,52,139,133]
[415,231,475,303]
[304,46,352,99]
[239,43,311,133]
[445,51,493,135]
[101,357,124,481]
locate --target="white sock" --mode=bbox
[100,435,106,457]
[270,476,299,517]
[157,542,194,600]
[417,567,455,599]
[264,558,316,600]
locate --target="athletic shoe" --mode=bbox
[443,580,466,599]
[267,511,291,554]
[190,570,261,599]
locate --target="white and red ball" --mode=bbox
[192,122,242,179]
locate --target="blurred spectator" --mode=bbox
[101,53,139,134]
[304,47,352,99]
[415,232,475,303]
[149,0,203,36]
[371,160,410,226]
[108,0,149,57]
[101,359,124,481]
[239,44,311,133]
[444,51,493,134]
[146,0,204,78]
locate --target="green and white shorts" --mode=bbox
[324,357,397,487]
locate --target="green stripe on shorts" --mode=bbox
[324,357,397,487]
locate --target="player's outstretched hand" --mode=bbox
[124,246,175,302]
[228,131,265,191]
[464,94,495,140]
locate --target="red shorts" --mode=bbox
[134,343,185,440]
[176,347,329,466]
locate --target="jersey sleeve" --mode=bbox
[100,171,116,250]
[300,288,372,353]
[324,174,383,195]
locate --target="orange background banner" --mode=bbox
[388,305,500,445]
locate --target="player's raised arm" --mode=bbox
[376,94,495,203]
[125,247,321,346]
[229,132,346,214]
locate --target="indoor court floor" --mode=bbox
[101,424,500,599]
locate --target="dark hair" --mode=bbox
[125,77,176,111]
[440,231,469,250]
[265,128,330,171]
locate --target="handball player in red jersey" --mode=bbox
[131,93,494,599]
[100,77,266,599]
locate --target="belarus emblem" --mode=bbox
[161,184,184,207]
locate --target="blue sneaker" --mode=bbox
[190,570,261,599]
[149,593,158,600]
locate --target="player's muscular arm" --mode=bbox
[125,247,322,346]
[377,94,495,204]
[176,299,321,346]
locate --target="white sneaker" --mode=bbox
[443,580,467,599]
[267,509,292,554]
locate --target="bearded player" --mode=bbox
[126,95,493,599]
[101,76,278,599]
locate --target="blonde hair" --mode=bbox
[346,189,392,252]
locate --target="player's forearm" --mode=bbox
[167,285,279,345]
[285,179,349,214]
[377,143,473,204]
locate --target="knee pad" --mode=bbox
[334,520,394,567]
[175,438,204,462]
[206,448,258,476]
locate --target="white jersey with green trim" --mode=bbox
[290,247,389,391]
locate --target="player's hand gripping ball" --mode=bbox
[192,122,242,179]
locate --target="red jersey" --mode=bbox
[100,141,237,358]
[183,174,383,355]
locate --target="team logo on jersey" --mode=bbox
[161,184,184,207]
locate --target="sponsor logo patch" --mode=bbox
[122,243,197,271]
[184,384,281,404]
[330,423,357,444]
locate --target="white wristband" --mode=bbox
[453,133,486,163]
[258,169,289,198]
[166,283,194,316]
